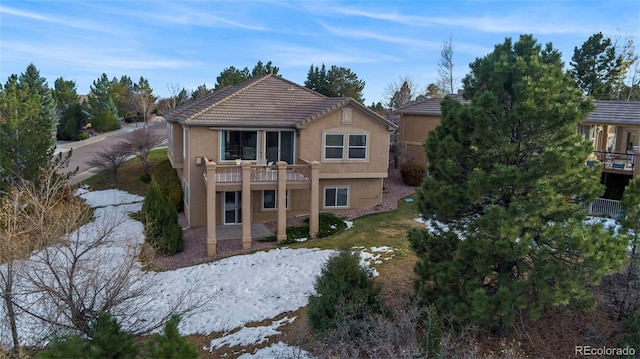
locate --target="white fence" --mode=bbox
[582,198,623,218]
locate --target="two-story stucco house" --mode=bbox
[163,75,397,256]
[398,97,640,179]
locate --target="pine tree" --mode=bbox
[0,64,57,192]
[53,77,86,140]
[37,312,137,359]
[145,315,198,359]
[304,64,366,102]
[308,251,386,333]
[87,73,121,131]
[570,32,621,100]
[142,180,184,255]
[409,35,628,337]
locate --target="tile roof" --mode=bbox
[163,75,396,129]
[397,93,468,116]
[583,100,640,126]
[397,95,639,127]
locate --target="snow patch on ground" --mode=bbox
[204,317,295,352]
[2,189,401,357]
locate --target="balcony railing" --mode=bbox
[581,198,623,218]
[588,151,635,172]
[211,164,311,183]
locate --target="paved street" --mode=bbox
[56,117,167,185]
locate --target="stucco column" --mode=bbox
[241,161,252,249]
[205,161,217,257]
[309,161,320,239]
[276,161,287,243]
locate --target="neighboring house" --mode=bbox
[163,75,397,256]
[398,96,640,179]
[580,100,640,178]
[396,93,468,168]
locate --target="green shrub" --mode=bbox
[144,315,198,359]
[400,161,426,186]
[275,212,347,244]
[37,312,137,359]
[308,251,387,333]
[142,180,184,255]
[152,160,183,212]
[316,212,347,238]
[78,132,90,140]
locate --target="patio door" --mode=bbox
[265,131,294,164]
[223,191,242,224]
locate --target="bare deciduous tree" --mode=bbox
[437,35,456,95]
[1,155,76,356]
[384,76,419,110]
[1,167,207,351]
[87,143,131,185]
[129,77,157,128]
[121,128,165,175]
[156,84,188,114]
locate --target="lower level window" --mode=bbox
[324,187,348,208]
[263,190,289,209]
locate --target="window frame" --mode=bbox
[323,186,349,208]
[347,133,368,160]
[220,130,258,162]
[262,189,290,210]
[323,133,344,160]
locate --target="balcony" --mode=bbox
[202,159,312,190]
[588,150,635,174]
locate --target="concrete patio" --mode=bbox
[215,223,273,241]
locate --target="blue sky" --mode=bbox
[1,1,639,105]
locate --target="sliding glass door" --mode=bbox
[265,131,294,164]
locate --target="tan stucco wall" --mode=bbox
[298,105,391,176]
[398,114,441,167]
[183,127,220,226]
[175,103,393,227]
[319,178,383,210]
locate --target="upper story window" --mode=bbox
[348,134,367,159]
[323,133,368,160]
[221,130,257,161]
[324,134,344,159]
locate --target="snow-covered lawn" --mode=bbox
[1,189,395,357]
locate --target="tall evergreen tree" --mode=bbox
[305,64,366,102]
[0,64,57,192]
[250,60,279,78]
[87,73,121,132]
[191,84,210,100]
[408,35,627,337]
[111,75,134,122]
[53,77,86,140]
[215,60,280,89]
[570,32,621,100]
